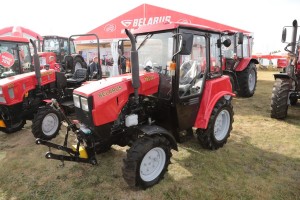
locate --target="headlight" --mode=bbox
[80,97,89,111]
[73,94,80,108]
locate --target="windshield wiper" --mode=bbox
[137,33,153,51]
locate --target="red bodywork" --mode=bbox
[0,69,56,105]
[194,75,234,129]
[74,72,159,126]
[277,58,288,68]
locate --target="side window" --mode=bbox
[210,34,221,75]
[179,35,206,97]
[243,36,249,58]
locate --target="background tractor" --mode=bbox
[35,22,235,189]
[271,19,300,119]
[221,31,258,97]
[37,35,87,73]
[0,34,101,134]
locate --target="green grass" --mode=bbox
[0,70,300,200]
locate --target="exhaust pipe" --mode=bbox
[291,20,298,54]
[30,39,42,89]
[125,29,140,104]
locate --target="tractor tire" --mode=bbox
[31,106,62,140]
[290,97,297,106]
[94,142,112,154]
[237,62,257,97]
[73,57,86,73]
[270,78,291,119]
[1,119,26,134]
[122,135,172,188]
[197,97,233,150]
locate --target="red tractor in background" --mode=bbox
[35,22,235,188]
[221,31,258,97]
[0,34,101,134]
[37,35,87,73]
[271,19,300,119]
[0,36,36,132]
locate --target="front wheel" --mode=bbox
[237,62,257,97]
[270,78,291,119]
[197,97,233,150]
[31,106,62,140]
[122,136,172,189]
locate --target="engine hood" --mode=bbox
[74,72,159,98]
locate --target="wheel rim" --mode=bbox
[74,62,82,71]
[214,109,230,141]
[248,69,256,92]
[42,113,59,136]
[140,147,166,182]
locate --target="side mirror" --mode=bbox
[223,39,231,47]
[282,28,287,43]
[178,33,193,55]
[237,32,243,44]
[217,38,231,48]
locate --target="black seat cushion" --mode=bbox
[67,68,87,84]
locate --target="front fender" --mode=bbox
[194,76,235,129]
[138,125,178,151]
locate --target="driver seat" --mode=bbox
[67,68,87,85]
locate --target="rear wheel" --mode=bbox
[271,78,291,119]
[237,62,257,97]
[1,119,26,134]
[32,106,61,140]
[122,136,172,188]
[197,97,233,150]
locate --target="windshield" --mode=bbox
[0,41,32,78]
[43,38,76,54]
[136,31,174,75]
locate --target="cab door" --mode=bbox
[175,32,222,131]
[175,32,208,131]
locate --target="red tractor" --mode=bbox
[35,22,235,188]
[271,20,300,119]
[221,31,258,97]
[0,34,101,134]
[37,35,87,73]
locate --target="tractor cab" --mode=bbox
[132,25,233,137]
[219,30,258,97]
[0,36,33,78]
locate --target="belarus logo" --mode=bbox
[121,20,132,27]
[104,24,116,32]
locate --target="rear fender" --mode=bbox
[235,58,258,71]
[194,76,235,129]
[138,125,178,151]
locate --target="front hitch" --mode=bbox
[35,98,98,166]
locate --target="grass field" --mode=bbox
[0,70,300,200]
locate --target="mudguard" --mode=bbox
[235,58,258,71]
[194,76,235,129]
[138,125,178,151]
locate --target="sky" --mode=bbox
[1,0,300,54]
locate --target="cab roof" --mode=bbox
[0,36,29,43]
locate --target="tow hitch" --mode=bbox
[35,99,98,166]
